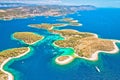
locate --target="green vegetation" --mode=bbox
[0,47,29,80]
[13,32,44,45]
[0,31,44,79]
[30,24,53,30]
[0,47,29,59]
[53,29,115,58]
[60,18,82,26]
[30,23,66,30]
[0,71,8,80]
[52,29,93,39]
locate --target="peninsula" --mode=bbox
[0,47,30,80]
[13,32,44,45]
[52,29,119,65]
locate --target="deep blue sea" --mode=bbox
[0,8,120,80]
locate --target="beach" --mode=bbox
[12,32,44,45]
[0,47,30,80]
[55,40,120,65]
[55,55,74,65]
[74,40,119,61]
[54,31,120,65]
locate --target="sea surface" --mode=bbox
[0,8,120,80]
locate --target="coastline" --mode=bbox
[27,36,44,45]
[12,33,44,45]
[52,29,99,48]
[53,31,120,65]
[0,16,29,21]
[55,40,120,65]
[74,41,119,61]
[28,24,54,30]
[0,47,30,80]
[29,23,68,31]
[52,29,99,40]
[55,55,74,65]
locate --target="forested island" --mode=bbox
[13,32,44,45]
[52,29,119,65]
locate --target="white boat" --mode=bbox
[95,66,100,72]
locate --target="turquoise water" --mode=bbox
[0,8,120,80]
